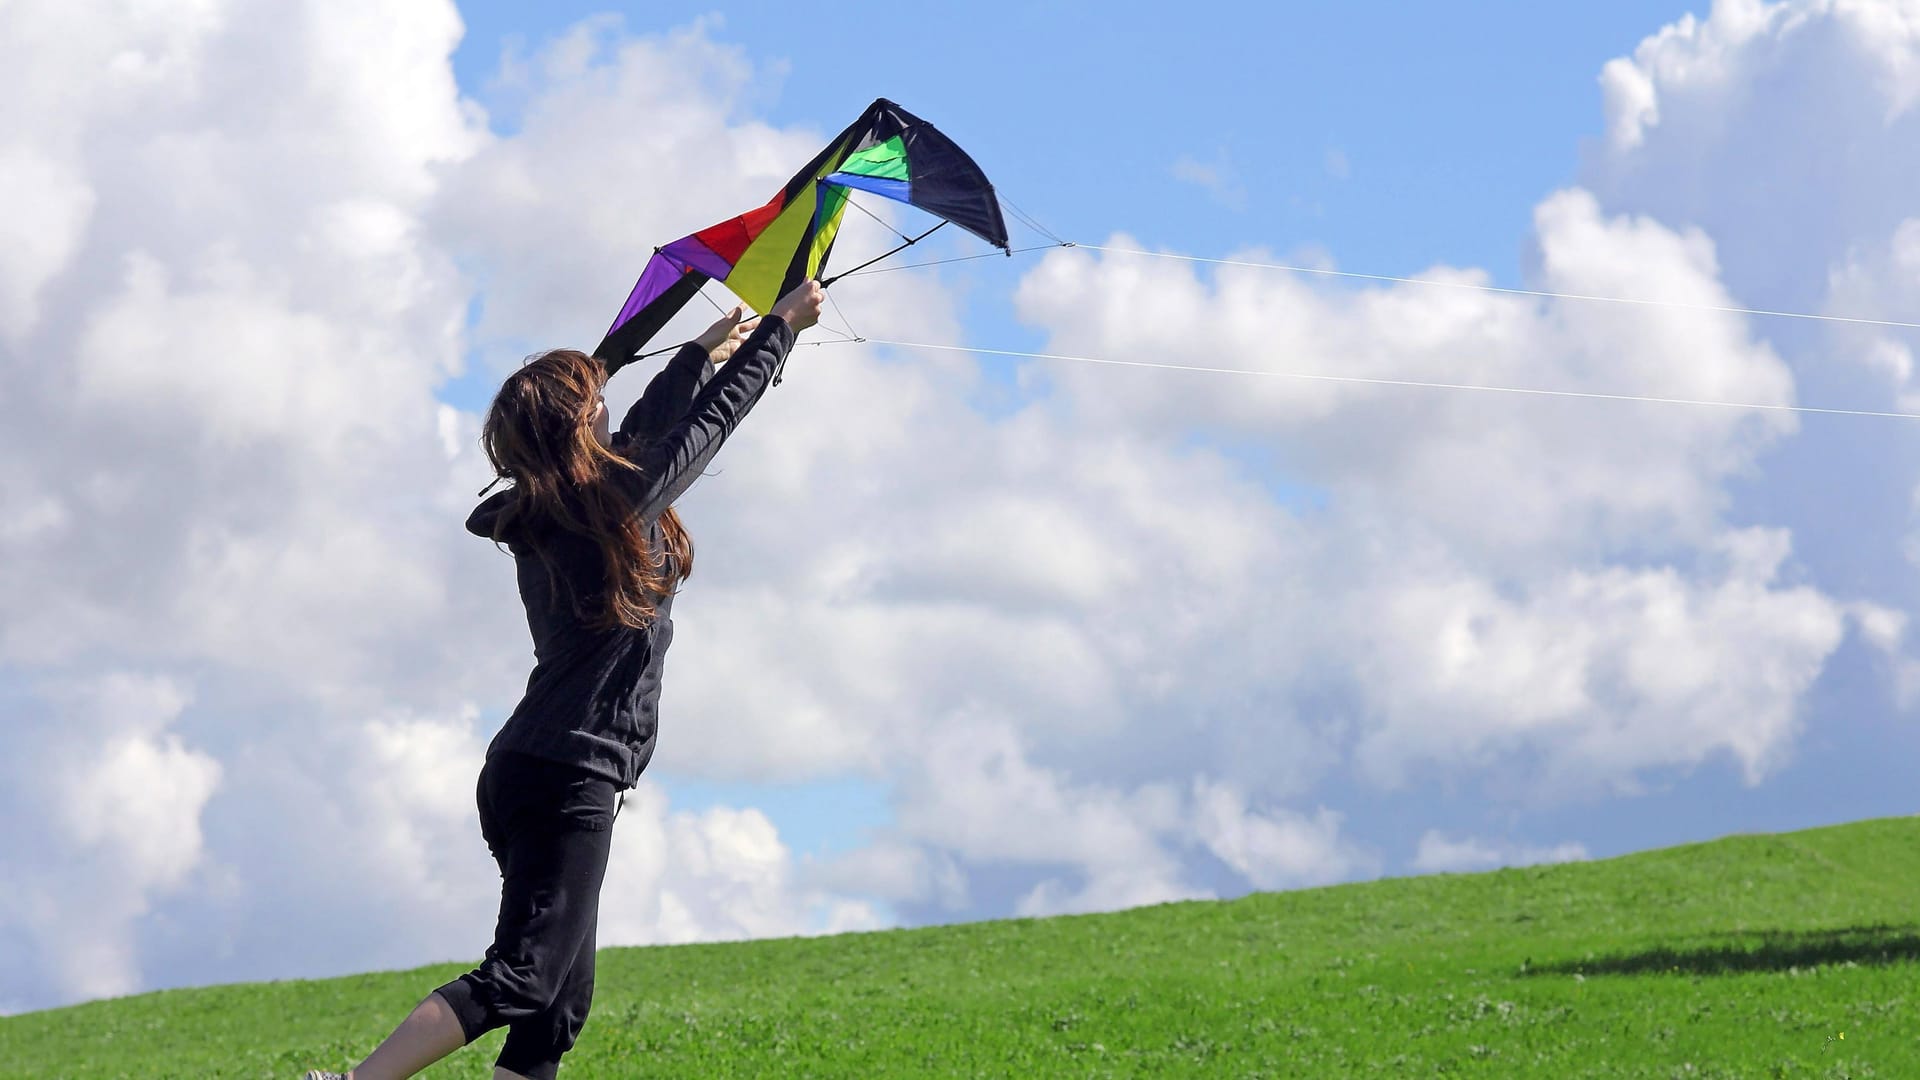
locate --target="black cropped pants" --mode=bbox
[434,751,621,1080]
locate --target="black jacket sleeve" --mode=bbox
[615,342,715,446]
[618,314,794,521]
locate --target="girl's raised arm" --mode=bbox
[614,342,714,447]
[618,284,821,520]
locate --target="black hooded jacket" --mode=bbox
[465,316,795,787]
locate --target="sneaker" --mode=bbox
[302,1072,348,1079]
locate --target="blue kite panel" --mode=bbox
[822,173,913,205]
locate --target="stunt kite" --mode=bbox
[593,97,1010,376]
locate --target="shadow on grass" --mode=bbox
[1523,924,1920,977]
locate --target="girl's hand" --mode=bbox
[695,305,760,364]
[771,280,825,333]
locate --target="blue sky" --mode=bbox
[453,1,1694,283]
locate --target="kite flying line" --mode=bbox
[704,220,1920,420]
[835,162,1920,332]
[809,227,1920,420]
[814,191,1920,420]
[829,338,1920,422]
[831,240,1920,333]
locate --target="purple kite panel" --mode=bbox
[610,253,685,333]
[661,236,734,280]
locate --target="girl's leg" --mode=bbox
[321,756,614,1080]
[346,991,468,1080]
[440,756,617,1080]
[496,900,600,1080]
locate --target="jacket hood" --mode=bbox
[466,488,517,539]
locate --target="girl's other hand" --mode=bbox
[695,305,760,364]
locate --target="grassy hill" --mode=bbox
[6,816,1919,1078]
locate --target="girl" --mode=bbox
[307,279,825,1080]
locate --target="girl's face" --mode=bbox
[591,391,610,447]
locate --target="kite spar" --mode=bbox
[592,98,1011,378]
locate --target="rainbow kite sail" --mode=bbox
[594,98,1009,371]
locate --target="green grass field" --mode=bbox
[6,816,1918,1078]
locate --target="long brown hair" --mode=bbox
[478,348,693,629]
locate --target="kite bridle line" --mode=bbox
[830,241,1074,279]
[779,176,1002,382]
[769,182,1030,381]
[839,188,916,244]
[819,220,950,290]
